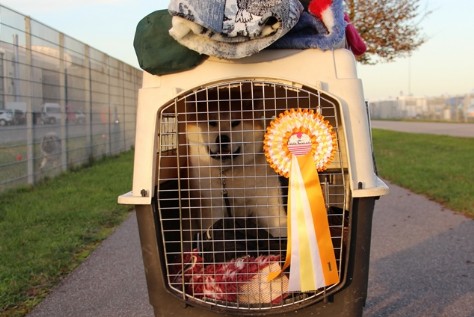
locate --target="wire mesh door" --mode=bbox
[154,80,350,313]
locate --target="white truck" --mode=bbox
[40,103,62,125]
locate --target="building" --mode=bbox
[369,93,474,122]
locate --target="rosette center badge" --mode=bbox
[264,108,338,176]
[287,132,312,156]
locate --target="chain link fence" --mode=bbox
[0,5,143,192]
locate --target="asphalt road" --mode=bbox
[370,120,474,138]
[27,121,474,317]
[0,122,112,144]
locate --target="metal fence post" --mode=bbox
[59,32,67,171]
[24,16,35,185]
[84,45,93,161]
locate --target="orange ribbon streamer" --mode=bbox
[263,109,339,292]
[268,153,339,291]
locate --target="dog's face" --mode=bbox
[41,133,61,155]
[186,102,264,167]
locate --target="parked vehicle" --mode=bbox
[74,111,86,124]
[0,109,14,126]
[66,106,86,124]
[11,109,26,125]
[41,103,62,124]
[5,102,26,125]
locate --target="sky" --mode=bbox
[1,0,473,101]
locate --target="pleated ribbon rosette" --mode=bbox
[264,108,339,292]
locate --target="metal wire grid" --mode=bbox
[154,80,349,312]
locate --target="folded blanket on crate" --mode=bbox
[168,0,304,59]
[270,0,366,55]
[270,1,346,51]
[133,0,365,74]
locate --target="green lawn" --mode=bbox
[372,129,474,217]
[0,151,134,317]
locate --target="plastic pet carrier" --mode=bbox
[119,49,388,317]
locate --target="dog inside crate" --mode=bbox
[156,81,348,308]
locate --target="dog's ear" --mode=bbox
[184,99,207,124]
[249,99,263,120]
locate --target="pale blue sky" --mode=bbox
[2,0,473,101]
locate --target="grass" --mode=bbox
[372,129,474,217]
[0,151,134,317]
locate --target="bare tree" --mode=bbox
[345,0,429,64]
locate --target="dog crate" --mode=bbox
[119,49,388,316]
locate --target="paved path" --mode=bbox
[371,120,474,138]
[27,122,474,317]
[364,183,473,317]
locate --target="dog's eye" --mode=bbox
[231,120,241,128]
[208,121,218,127]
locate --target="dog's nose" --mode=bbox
[216,135,231,152]
[216,134,230,145]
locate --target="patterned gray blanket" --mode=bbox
[168,0,304,59]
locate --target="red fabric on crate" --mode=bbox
[344,13,367,56]
[173,250,287,303]
[308,0,333,21]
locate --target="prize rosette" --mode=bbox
[264,108,339,292]
[264,108,338,178]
